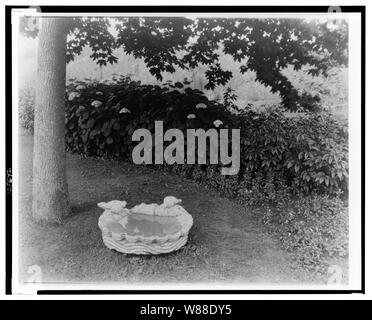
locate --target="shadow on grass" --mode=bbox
[18,132,323,285]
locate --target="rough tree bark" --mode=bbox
[32,17,70,223]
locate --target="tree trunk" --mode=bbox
[32,18,70,223]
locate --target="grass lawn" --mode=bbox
[18,132,325,285]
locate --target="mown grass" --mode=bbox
[19,132,331,286]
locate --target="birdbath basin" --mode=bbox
[98,197,193,255]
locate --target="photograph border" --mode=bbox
[5,5,366,295]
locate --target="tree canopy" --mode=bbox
[21,16,348,111]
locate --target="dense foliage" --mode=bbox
[115,17,348,111]
[20,78,349,270]
[19,14,349,270]
[21,16,348,111]
[63,77,348,197]
[64,76,234,160]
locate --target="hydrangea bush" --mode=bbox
[64,76,348,198]
[20,76,349,271]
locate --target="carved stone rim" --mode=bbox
[98,206,193,244]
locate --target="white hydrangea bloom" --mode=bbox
[91,100,102,108]
[76,85,85,90]
[119,107,131,114]
[196,103,207,109]
[68,92,80,101]
[213,120,223,127]
[187,113,196,119]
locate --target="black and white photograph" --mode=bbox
[4,3,366,297]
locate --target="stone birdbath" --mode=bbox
[97,197,193,255]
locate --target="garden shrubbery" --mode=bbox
[64,76,348,198]
[236,109,348,198]
[20,76,349,271]
[65,76,234,160]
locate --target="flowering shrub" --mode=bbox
[20,76,348,198]
[64,76,348,197]
[65,76,233,160]
[21,75,349,271]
